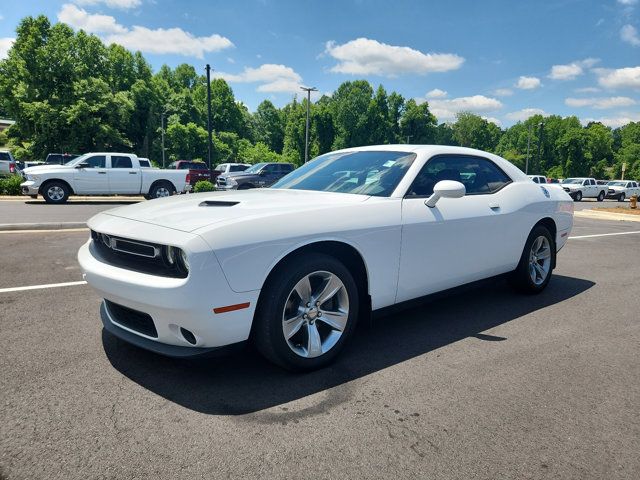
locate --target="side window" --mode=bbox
[230,165,244,172]
[407,155,512,197]
[84,155,106,168]
[215,164,226,172]
[111,156,132,169]
[139,159,150,167]
[264,164,278,174]
[590,179,596,186]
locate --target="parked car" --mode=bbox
[560,177,608,201]
[214,162,250,177]
[21,152,191,203]
[168,160,212,186]
[216,162,295,190]
[79,145,573,371]
[606,180,640,202]
[45,153,80,165]
[0,149,17,176]
[528,175,547,184]
[596,180,609,186]
[546,178,560,184]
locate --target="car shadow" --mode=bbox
[102,274,594,416]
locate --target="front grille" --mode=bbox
[105,300,157,337]
[91,230,187,278]
[563,187,570,192]
[608,189,615,195]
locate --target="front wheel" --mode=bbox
[511,224,555,294]
[618,193,625,202]
[42,181,70,204]
[253,253,359,371]
[574,191,582,202]
[597,191,605,202]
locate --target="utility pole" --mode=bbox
[206,64,214,179]
[536,122,544,174]
[300,86,317,163]
[160,112,166,168]
[525,123,532,174]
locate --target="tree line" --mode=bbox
[1,15,639,180]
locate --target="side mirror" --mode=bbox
[425,180,466,208]
[75,162,88,169]
[259,170,267,176]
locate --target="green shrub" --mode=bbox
[193,180,215,193]
[0,174,23,195]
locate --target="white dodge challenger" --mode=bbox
[79,145,574,371]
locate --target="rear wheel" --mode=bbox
[42,181,70,204]
[253,253,359,371]
[511,224,555,294]
[148,182,174,199]
[574,191,582,202]
[597,191,605,202]
[618,193,625,202]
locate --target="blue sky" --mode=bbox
[0,0,639,127]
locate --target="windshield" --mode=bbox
[65,154,91,167]
[608,181,627,186]
[562,178,584,184]
[244,163,267,173]
[271,150,416,197]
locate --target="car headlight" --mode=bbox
[27,174,39,181]
[227,177,237,186]
[178,249,189,273]
[163,246,189,274]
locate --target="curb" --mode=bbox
[0,222,87,231]
[575,210,640,223]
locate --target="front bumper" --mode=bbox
[20,180,40,195]
[78,218,260,352]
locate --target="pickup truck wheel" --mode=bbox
[511,224,555,294]
[42,181,69,204]
[574,191,582,202]
[149,182,174,199]
[597,191,605,202]
[253,253,359,371]
[618,193,625,202]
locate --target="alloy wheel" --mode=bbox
[528,236,551,286]
[47,185,64,201]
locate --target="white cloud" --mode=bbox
[617,0,638,5]
[565,96,637,109]
[425,88,447,98]
[0,37,14,60]
[325,38,464,77]
[58,4,233,58]
[215,64,302,93]
[493,88,513,97]
[595,66,640,89]
[59,3,126,34]
[515,76,542,89]
[483,116,502,127]
[575,87,600,93]
[581,112,640,128]
[505,108,547,122]
[424,95,503,120]
[621,24,640,46]
[548,58,599,80]
[73,0,142,10]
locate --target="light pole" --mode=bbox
[525,123,532,174]
[159,111,167,168]
[206,64,214,179]
[300,86,317,163]
[406,135,413,144]
[536,122,544,174]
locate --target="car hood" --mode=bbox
[219,171,255,179]
[99,189,370,233]
[23,165,73,174]
[607,185,625,191]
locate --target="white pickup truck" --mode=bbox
[606,180,640,202]
[560,177,609,202]
[21,153,190,204]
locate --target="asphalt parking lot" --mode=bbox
[1,215,639,479]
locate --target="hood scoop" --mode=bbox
[198,200,239,207]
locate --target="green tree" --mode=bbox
[399,99,437,144]
[254,100,284,153]
[452,112,501,151]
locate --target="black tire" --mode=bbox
[618,193,625,202]
[148,181,175,199]
[42,181,70,204]
[597,191,605,202]
[510,224,556,294]
[253,253,360,371]
[574,191,582,202]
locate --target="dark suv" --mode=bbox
[216,162,295,190]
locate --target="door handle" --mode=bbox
[489,203,500,210]
[129,171,137,174]
[98,171,106,174]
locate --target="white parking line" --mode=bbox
[0,280,87,294]
[569,230,640,240]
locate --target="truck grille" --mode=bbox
[91,230,187,278]
[563,187,570,192]
[105,300,157,338]
[216,177,226,186]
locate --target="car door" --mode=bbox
[396,154,517,303]
[258,164,280,186]
[107,155,141,194]
[73,155,107,194]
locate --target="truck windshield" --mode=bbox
[562,178,583,184]
[244,163,267,173]
[272,150,416,197]
[608,181,627,186]
[65,154,91,167]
